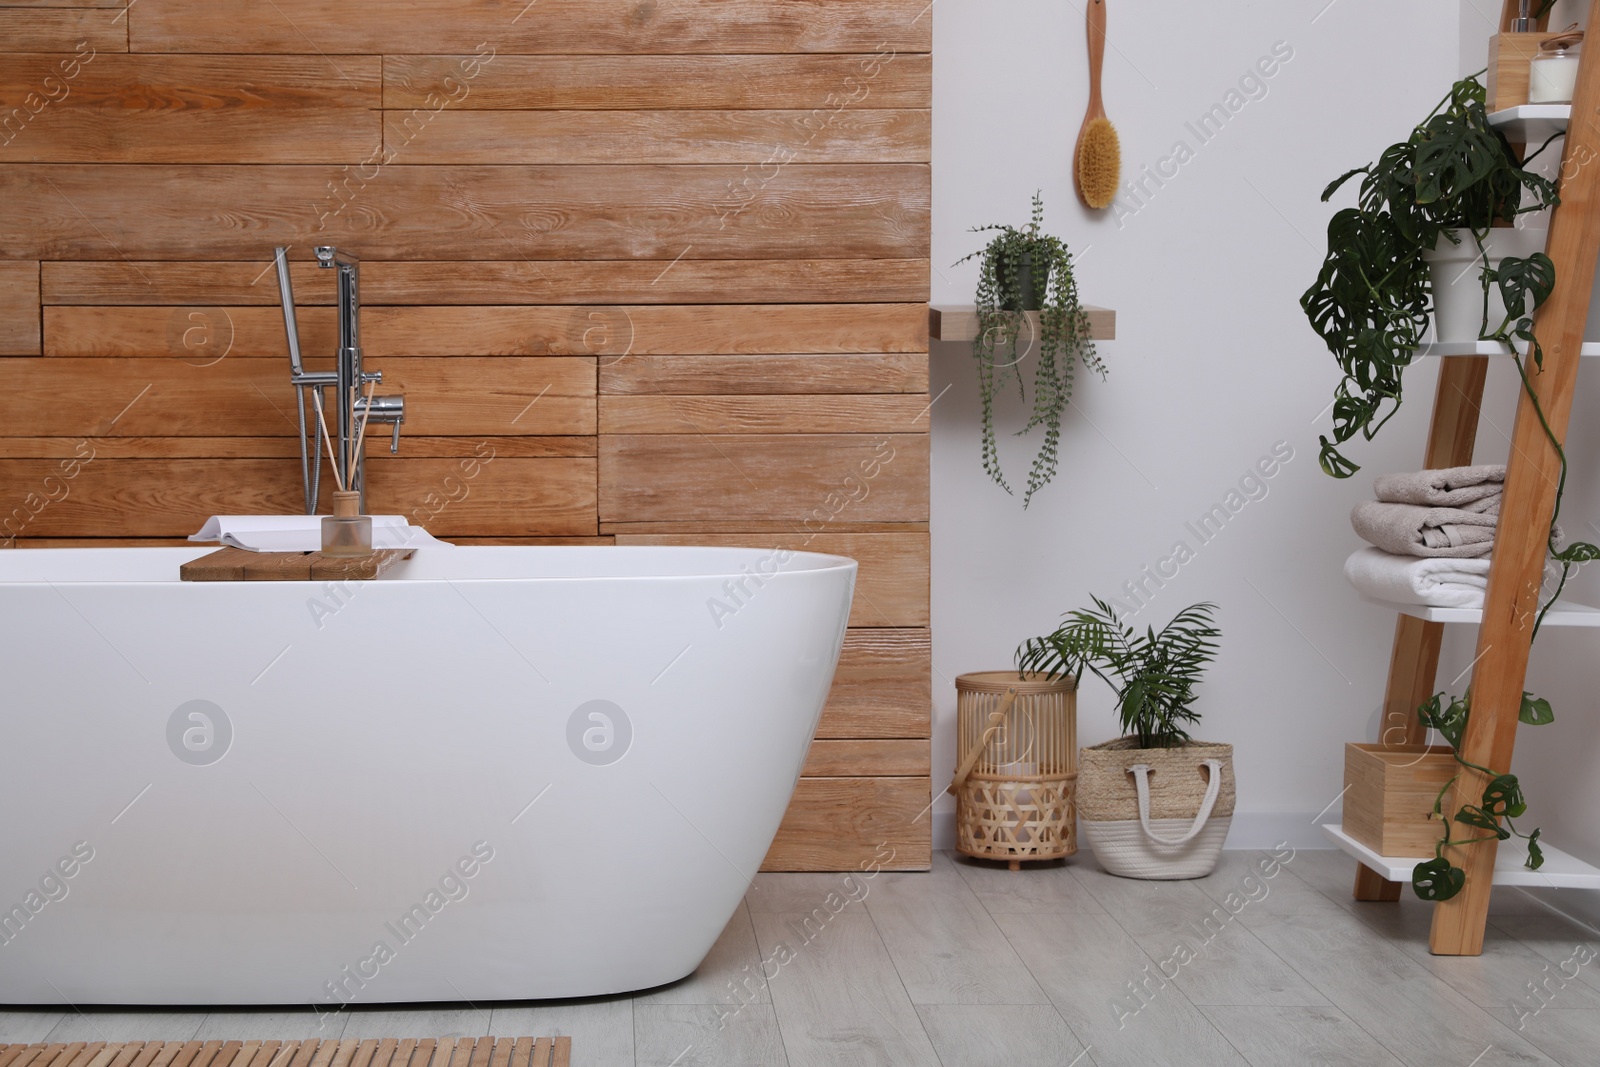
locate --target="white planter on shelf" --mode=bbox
[1425,226,1600,343]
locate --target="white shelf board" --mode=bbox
[1488,104,1571,142]
[1416,339,1600,358]
[1322,823,1600,889]
[1355,592,1600,627]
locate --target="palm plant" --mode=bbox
[1016,598,1220,749]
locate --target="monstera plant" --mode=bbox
[1301,74,1559,480]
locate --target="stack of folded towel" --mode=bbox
[1343,465,1504,608]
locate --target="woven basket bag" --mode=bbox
[1078,736,1235,879]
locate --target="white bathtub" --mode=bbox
[0,545,856,1007]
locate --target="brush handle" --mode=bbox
[1086,0,1107,117]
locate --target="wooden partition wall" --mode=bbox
[0,0,932,870]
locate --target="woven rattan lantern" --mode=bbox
[950,671,1077,870]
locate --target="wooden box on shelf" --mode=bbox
[1343,742,1457,857]
[1488,32,1544,112]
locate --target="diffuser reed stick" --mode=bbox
[350,379,377,480]
[310,386,344,493]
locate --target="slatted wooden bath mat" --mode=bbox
[0,1038,571,1067]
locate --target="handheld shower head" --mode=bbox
[273,246,304,377]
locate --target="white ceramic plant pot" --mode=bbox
[1425,226,1600,344]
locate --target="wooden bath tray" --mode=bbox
[181,547,414,582]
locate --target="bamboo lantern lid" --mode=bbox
[956,670,1076,693]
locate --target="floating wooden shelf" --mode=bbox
[1488,103,1571,142]
[1323,823,1600,889]
[1415,339,1600,358]
[1355,592,1600,627]
[929,304,1116,343]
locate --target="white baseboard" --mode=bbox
[932,809,1340,853]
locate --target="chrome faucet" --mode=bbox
[273,246,405,514]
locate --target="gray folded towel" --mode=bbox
[1351,500,1500,558]
[1373,465,1506,508]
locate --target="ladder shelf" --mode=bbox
[1343,0,1600,955]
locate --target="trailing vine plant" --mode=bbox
[955,191,1106,507]
[1409,691,1552,901]
[1302,74,1599,900]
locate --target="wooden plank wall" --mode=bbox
[0,0,932,870]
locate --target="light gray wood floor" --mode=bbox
[5,848,1598,1066]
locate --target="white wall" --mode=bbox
[929,0,1462,851]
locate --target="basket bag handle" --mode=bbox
[946,686,1019,796]
[1127,758,1223,846]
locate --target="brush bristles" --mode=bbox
[1076,118,1121,210]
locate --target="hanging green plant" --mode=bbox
[955,191,1106,507]
[1300,74,1558,479]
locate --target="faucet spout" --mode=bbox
[316,246,364,497]
[314,245,362,356]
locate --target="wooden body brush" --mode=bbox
[1074,0,1121,209]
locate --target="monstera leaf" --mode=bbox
[1481,774,1527,819]
[1496,253,1556,322]
[1520,692,1555,726]
[1417,692,1470,749]
[1413,857,1465,901]
[1413,118,1502,206]
[1455,805,1512,839]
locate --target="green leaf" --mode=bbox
[1482,774,1527,819]
[1519,692,1555,726]
[1455,805,1511,839]
[1321,166,1370,202]
[1318,439,1360,478]
[1419,692,1470,749]
[1412,857,1466,901]
[1497,253,1556,319]
[1554,540,1600,564]
[1526,828,1544,870]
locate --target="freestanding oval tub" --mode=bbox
[0,545,856,1008]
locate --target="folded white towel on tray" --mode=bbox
[189,515,451,553]
[1344,547,1491,608]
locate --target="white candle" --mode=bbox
[1530,53,1581,103]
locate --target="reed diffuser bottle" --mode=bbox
[322,489,373,556]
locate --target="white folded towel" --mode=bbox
[1344,547,1491,608]
[189,515,452,553]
